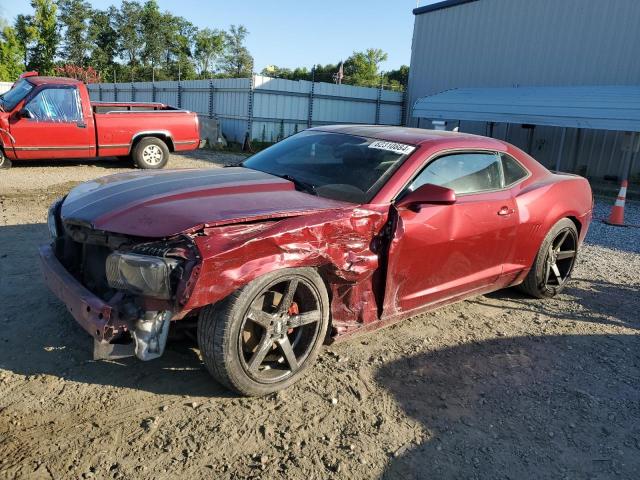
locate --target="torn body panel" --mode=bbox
[181,205,390,331]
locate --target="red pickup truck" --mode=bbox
[0,74,203,169]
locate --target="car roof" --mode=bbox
[311,124,507,149]
[26,76,83,86]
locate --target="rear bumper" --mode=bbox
[38,244,129,342]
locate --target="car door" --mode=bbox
[9,85,94,160]
[383,151,519,315]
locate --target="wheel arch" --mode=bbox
[130,131,175,153]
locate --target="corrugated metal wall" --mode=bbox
[408,0,640,178]
[87,75,405,144]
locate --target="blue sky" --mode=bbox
[0,0,440,71]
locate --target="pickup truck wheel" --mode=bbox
[133,137,169,169]
[518,218,579,298]
[197,268,330,396]
[0,153,11,169]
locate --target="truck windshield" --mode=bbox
[0,80,34,111]
[242,131,416,204]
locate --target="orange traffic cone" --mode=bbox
[606,179,628,226]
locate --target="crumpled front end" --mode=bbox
[41,202,201,360]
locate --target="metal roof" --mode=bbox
[413,86,640,132]
[413,0,479,15]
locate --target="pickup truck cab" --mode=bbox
[0,75,203,169]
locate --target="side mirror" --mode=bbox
[396,183,456,211]
[18,108,34,119]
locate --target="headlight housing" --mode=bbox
[106,252,179,299]
[47,198,63,238]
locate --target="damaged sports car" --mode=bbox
[40,125,593,395]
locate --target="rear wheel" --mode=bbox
[197,268,329,396]
[518,218,579,298]
[132,137,169,169]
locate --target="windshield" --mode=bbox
[0,79,34,111]
[242,131,416,204]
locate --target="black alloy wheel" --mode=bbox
[198,268,329,396]
[519,218,579,298]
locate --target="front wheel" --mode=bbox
[197,268,330,396]
[132,137,169,169]
[518,218,579,298]
[0,152,11,169]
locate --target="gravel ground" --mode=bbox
[0,156,639,480]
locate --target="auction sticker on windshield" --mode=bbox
[368,140,416,155]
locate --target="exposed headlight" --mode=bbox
[47,198,63,238]
[106,252,179,300]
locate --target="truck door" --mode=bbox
[9,85,95,160]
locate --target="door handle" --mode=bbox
[497,206,515,216]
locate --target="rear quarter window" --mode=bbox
[502,154,529,186]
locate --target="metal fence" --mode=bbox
[86,75,406,143]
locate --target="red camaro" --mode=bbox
[40,126,593,395]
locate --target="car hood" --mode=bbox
[61,167,351,237]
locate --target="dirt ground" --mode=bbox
[1,152,639,480]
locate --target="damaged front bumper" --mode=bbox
[39,244,171,361]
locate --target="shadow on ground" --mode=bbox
[377,333,640,479]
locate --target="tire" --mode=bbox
[0,152,11,169]
[197,268,330,396]
[132,137,169,169]
[518,218,579,298]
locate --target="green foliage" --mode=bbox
[219,25,254,77]
[57,0,92,65]
[87,7,118,81]
[194,28,224,77]
[3,1,405,89]
[261,53,407,91]
[343,48,387,87]
[26,0,59,75]
[0,25,25,81]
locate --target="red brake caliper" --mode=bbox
[287,302,299,333]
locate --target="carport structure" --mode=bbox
[413,85,640,182]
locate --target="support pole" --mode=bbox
[375,82,382,125]
[208,80,215,119]
[526,125,536,154]
[307,68,315,129]
[555,127,567,172]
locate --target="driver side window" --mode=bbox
[409,152,503,195]
[25,87,81,122]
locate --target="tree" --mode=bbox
[26,0,59,75]
[140,0,164,78]
[161,14,196,80]
[385,65,409,88]
[194,28,224,77]
[14,14,33,66]
[115,0,143,79]
[261,65,311,81]
[88,7,118,80]
[0,25,25,81]
[344,48,388,87]
[219,25,253,77]
[57,0,92,65]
